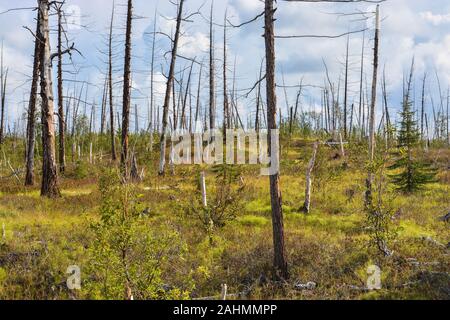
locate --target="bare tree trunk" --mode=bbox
[447,87,449,145]
[255,60,264,131]
[100,76,107,135]
[381,67,391,144]
[57,6,66,173]
[182,62,194,131]
[121,0,133,178]
[264,0,288,280]
[365,5,380,207]
[349,103,355,137]
[200,171,207,208]
[223,10,230,131]
[0,41,6,145]
[25,10,41,186]
[39,0,60,198]
[159,0,184,175]
[339,131,346,158]
[130,152,141,183]
[109,1,117,161]
[134,104,138,134]
[359,31,365,140]
[149,7,157,148]
[343,34,349,139]
[303,141,319,214]
[421,73,427,140]
[195,63,203,128]
[209,1,216,131]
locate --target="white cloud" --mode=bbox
[179,32,209,57]
[420,11,450,26]
[0,0,449,127]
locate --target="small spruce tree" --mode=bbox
[389,60,437,193]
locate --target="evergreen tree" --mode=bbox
[389,60,437,193]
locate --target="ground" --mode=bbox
[0,136,448,300]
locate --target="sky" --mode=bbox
[0,0,449,133]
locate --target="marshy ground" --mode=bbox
[0,136,449,300]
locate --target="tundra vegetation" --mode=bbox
[0,0,448,300]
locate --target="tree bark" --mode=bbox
[200,171,207,208]
[149,7,157,146]
[25,9,41,186]
[57,6,66,173]
[209,2,216,131]
[303,141,319,214]
[121,0,133,178]
[0,41,6,145]
[359,31,365,140]
[365,5,380,207]
[255,60,264,131]
[100,75,107,135]
[38,0,60,198]
[421,73,427,140]
[109,1,117,161]
[159,0,184,175]
[264,0,288,280]
[343,34,349,139]
[223,10,230,131]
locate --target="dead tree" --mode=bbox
[343,34,349,139]
[365,5,380,207]
[56,3,66,173]
[181,62,194,131]
[121,0,133,177]
[195,62,203,128]
[209,1,216,131]
[0,41,7,146]
[200,171,207,208]
[381,67,391,145]
[223,10,230,131]
[130,152,141,183]
[108,1,117,161]
[358,31,365,139]
[421,72,427,140]
[100,75,108,135]
[159,0,185,175]
[303,141,319,214]
[255,60,264,131]
[264,0,288,280]
[38,0,60,198]
[149,7,157,148]
[25,9,42,186]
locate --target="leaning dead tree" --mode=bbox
[25,9,42,186]
[159,0,185,175]
[38,0,60,197]
[121,0,133,178]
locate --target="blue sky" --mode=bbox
[0,0,449,131]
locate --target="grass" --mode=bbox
[0,135,448,300]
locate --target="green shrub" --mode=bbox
[86,169,191,300]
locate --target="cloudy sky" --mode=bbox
[0,0,449,131]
